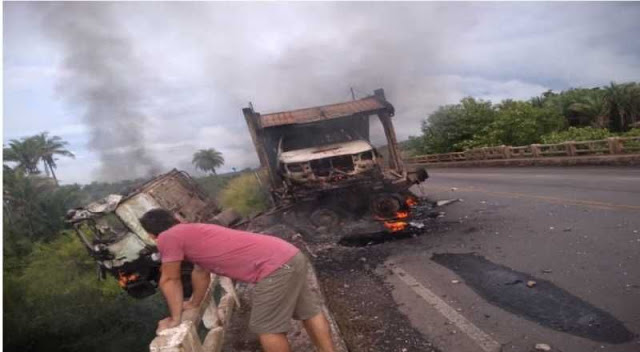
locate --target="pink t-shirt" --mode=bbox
[156,223,299,283]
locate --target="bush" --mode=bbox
[218,171,270,216]
[541,127,613,144]
[4,232,166,352]
[622,128,640,137]
[196,174,233,198]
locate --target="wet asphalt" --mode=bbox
[383,167,640,352]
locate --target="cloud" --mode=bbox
[4,2,640,184]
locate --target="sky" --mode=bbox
[4,2,640,185]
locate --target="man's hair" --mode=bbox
[139,208,180,236]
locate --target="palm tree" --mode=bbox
[603,82,640,132]
[3,137,43,175]
[33,132,75,184]
[4,133,75,184]
[569,91,607,127]
[192,148,225,175]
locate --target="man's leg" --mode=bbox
[302,312,335,352]
[258,333,291,352]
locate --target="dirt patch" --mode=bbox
[314,245,439,352]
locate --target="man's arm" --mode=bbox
[158,261,183,332]
[184,264,211,310]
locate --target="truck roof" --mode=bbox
[257,95,394,129]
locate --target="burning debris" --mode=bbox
[335,194,462,247]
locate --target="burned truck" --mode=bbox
[66,169,239,298]
[243,89,429,239]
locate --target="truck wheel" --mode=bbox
[310,208,340,228]
[370,193,403,219]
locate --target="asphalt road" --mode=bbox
[383,167,640,352]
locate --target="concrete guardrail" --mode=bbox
[404,136,640,165]
[149,275,238,352]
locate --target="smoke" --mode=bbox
[187,2,455,145]
[41,3,161,181]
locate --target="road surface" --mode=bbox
[384,167,640,352]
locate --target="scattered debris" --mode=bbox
[535,343,552,351]
[542,269,553,274]
[527,280,537,288]
[409,221,425,229]
[436,199,461,207]
[563,227,572,232]
[549,227,555,231]
[480,201,487,204]
[450,187,458,191]
[451,280,460,284]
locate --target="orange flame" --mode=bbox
[406,197,418,207]
[118,272,140,288]
[396,211,409,219]
[384,221,408,232]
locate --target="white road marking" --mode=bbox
[389,263,502,352]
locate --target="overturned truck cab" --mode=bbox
[66,169,240,298]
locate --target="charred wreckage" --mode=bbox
[66,170,240,298]
[68,89,434,298]
[243,88,431,238]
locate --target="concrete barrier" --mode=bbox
[149,275,238,352]
[404,137,640,168]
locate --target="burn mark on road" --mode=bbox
[431,253,636,344]
[338,230,420,247]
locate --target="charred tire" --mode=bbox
[310,208,340,228]
[370,193,403,219]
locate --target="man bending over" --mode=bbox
[139,208,334,352]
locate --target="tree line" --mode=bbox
[408,82,640,155]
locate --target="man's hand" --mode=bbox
[156,316,181,334]
[182,300,199,311]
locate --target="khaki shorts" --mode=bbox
[249,252,321,334]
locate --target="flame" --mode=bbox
[376,196,418,232]
[118,272,140,288]
[396,211,409,219]
[384,221,408,232]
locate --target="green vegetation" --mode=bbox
[408,82,640,155]
[3,167,165,352]
[218,171,270,216]
[540,127,613,144]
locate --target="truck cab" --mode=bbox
[278,127,383,189]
